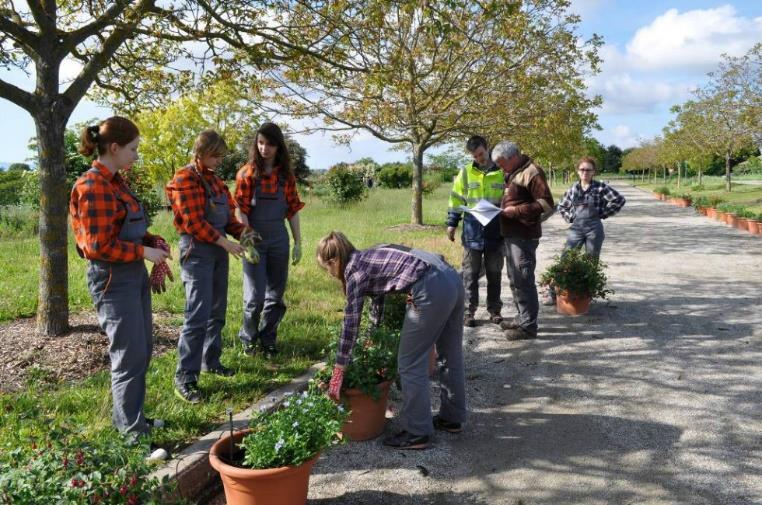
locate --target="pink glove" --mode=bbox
[327,366,345,401]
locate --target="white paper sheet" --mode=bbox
[458,199,502,226]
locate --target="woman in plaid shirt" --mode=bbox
[165,130,248,403]
[544,156,626,304]
[69,116,171,440]
[317,231,467,450]
[235,123,305,358]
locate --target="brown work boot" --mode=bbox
[499,319,520,331]
[463,313,476,327]
[488,313,503,325]
[504,327,537,341]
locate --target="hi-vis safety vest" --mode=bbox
[447,162,505,214]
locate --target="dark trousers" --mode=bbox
[504,237,539,334]
[462,246,504,316]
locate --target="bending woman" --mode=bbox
[317,231,467,450]
[69,116,170,439]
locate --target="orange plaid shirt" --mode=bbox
[69,161,149,262]
[165,162,246,243]
[234,164,305,219]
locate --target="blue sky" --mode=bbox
[1,1,760,169]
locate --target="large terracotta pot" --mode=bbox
[735,218,749,231]
[209,429,318,505]
[341,380,391,441]
[715,210,726,222]
[726,213,738,227]
[695,206,707,216]
[678,198,691,208]
[747,220,761,235]
[706,207,717,219]
[555,289,592,316]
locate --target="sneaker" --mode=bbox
[489,313,503,325]
[433,414,462,433]
[262,344,279,360]
[499,319,520,330]
[382,430,430,450]
[202,364,235,377]
[174,382,202,404]
[504,327,537,341]
[463,314,476,327]
[145,417,165,429]
[145,444,169,462]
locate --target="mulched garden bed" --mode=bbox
[0,311,180,393]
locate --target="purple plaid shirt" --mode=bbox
[336,246,429,366]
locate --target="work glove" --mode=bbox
[239,227,262,265]
[327,365,344,401]
[148,236,174,294]
[291,241,302,266]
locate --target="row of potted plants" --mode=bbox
[539,247,612,317]
[651,189,761,236]
[209,295,407,505]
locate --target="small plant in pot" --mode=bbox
[208,390,348,505]
[540,247,612,316]
[314,324,401,441]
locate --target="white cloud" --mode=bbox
[626,5,762,71]
[611,125,639,149]
[587,73,693,114]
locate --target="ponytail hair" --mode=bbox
[79,116,140,157]
[193,130,228,160]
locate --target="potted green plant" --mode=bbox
[705,196,725,219]
[717,203,741,227]
[540,248,612,316]
[314,323,401,441]
[209,389,348,505]
[671,192,692,208]
[654,186,670,201]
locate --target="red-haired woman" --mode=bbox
[70,116,170,440]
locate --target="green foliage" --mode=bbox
[0,205,39,239]
[692,196,710,208]
[540,247,612,300]
[7,163,31,172]
[377,162,413,188]
[123,166,163,224]
[673,192,692,201]
[735,155,762,174]
[426,151,468,182]
[240,390,348,469]
[0,425,173,504]
[0,170,24,206]
[322,164,367,205]
[654,186,671,195]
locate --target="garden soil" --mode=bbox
[211,184,762,505]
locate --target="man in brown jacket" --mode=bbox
[492,141,554,340]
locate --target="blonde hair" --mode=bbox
[316,231,357,292]
[193,130,228,160]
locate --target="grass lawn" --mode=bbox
[0,185,462,456]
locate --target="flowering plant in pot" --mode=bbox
[209,389,348,505]
[540,247,612,316]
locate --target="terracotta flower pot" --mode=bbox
[735,218,749,231]
[726,213,738,227]
[555,289,592,316]
[209,429,318,505]
[679,198,691,208]
[341,380,391,441]
[715,210,726,222]
[706,207,717,219]
[747,220,761,235]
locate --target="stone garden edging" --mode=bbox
[150,362,325,502]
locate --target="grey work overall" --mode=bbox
[85,169,152,435]
[176,169,232,384]
[239,174,290,348]
[391,247,467,436]
[565,188,604,258]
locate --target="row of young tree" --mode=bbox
[1,0,603,336]
[621,44,762,190]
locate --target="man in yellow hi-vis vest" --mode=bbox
[446,136,505,327]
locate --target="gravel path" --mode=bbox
[211,184,762,504]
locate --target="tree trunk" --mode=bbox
[676,162,681,190]
[725,151,732,192]
[699,170,703,186]
[410,145,424,225]
[663,166,667,183]
[35,113,70,336]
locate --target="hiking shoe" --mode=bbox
[262,344,279,360]
[174,382,202,404]
[504,327,537,341]
[202,364,235,377]
[463,314,476,327]
[489,313,503,325]
[433,414,462,433]
[499,319,520,330]
[382,430,430,450]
